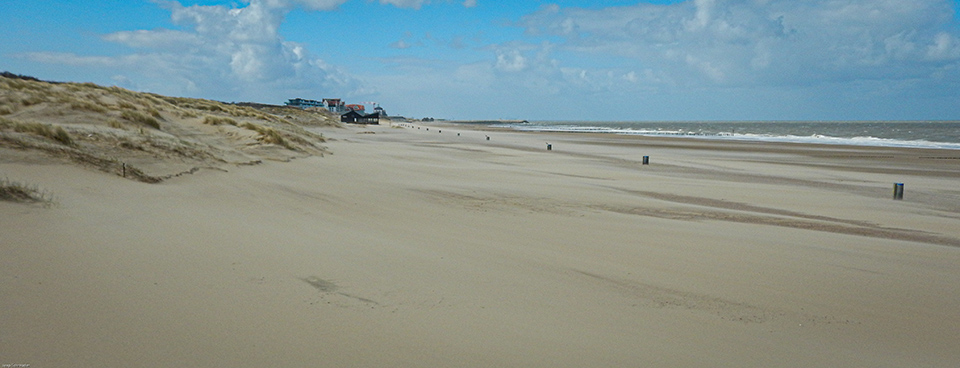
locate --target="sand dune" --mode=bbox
[3,80,960,366]
[1,75,335,184]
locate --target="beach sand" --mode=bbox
[3,121,960,367]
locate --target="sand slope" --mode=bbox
[1,75,335,183]
[3,117,960,366]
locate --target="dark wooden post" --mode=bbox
[894,183,904,200]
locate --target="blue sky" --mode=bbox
[2,0,959,121]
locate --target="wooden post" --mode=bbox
[122,163,126,178]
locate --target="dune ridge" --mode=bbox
[1,73,336,183]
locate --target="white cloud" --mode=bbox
[495,49,527,72]
[378,0,428,9]
[102,29,203,50]
[20,52,128,67]
[279,0,348,11]
[927,32,960,61]
[390,39,414,49]
[376,0,477,9]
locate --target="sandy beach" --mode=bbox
[3,118,960,367]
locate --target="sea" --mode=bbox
[491,121,960,150]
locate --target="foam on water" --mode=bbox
[496,121,960,150]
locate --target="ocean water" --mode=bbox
[494,121,960,150]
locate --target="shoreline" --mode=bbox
[418,119,960,159]
[425,119,960,151]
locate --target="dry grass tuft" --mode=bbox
[4,79,33,91]
[20,95,45,106]
[79,82,104,90]
[203,116,237,126]
[70,100,109,113]
[121,110,161,130]
[242,122,290,148]
[117,101,137,110]
[179,111,200,119]
[3,119,74,145]
[0,177,53,204]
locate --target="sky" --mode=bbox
[2,0,960,121]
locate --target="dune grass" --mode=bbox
[117,101,137,110]
[202,116,237,126]
[242,122,291,148]
[1,117,73,145]
[0,177,53,203]
[70,100,109,113]
[121,110,161,130]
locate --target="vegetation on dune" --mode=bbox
[120,110,161,130]
[1,71,333,183]
[117,100,138,110]
[0,177,53,204]
[242,122,289,148]
[70,100,109,113]
[0,117,73,145]
[19,95,45,106]
[202,115,238,126]
[0,101,15,116]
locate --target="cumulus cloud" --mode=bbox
[377,0,478,9]
[515,0,960,88]
[270,0,348,11]
[22,0,363,102]
[495,49,528,72]
[928,32,960,60]
[390,39,414,49]
[153,0,354,85]
[377,0,427,9]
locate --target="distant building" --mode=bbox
[344,104,366,114]
[285,98,323,109]
[341,110,379,125]
[372,106,387,117]
[322,98,345,113]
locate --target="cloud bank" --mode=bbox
[508,0,960,90]
[384,0,958,119]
